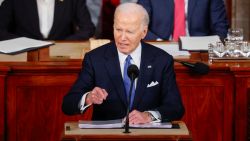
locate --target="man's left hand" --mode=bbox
[128,110,151,124]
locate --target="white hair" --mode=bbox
[114,3,149,26]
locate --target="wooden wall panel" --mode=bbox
[181,87,224,141]
[234,74,250,141]
[248,89,250,141]
[6,75,92,141]
[176,72,234,141]
[0,76,5,141]
[1,63,237,141]
[232,0,250,40]
[0,66,9,141]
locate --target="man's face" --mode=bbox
[113,12,147,55]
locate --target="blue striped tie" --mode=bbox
[123,55,135,109]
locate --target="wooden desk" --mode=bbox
[61,121,192,141]
[0,61,234,141]
[0,41,249,141]
[231,66,250,141]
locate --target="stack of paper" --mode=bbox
[78,119,172,129]
[149,42,190,57]
[0,37,54,55]
[179,35,221,51]
[79,119,123,128]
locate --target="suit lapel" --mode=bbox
[131,42,154,110]
[49,0,66,38]
[26,0,42,38]
[104,43,128,107]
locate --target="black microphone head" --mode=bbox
[193,62,210,74]
[127,64,139,80]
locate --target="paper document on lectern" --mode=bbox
[79,119,123,128]
[78,119,172,129]
[0,37,54,55]
[179,35,220,51]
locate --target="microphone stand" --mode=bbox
[174,59,209,75]
[124,73,135,134]
[174,59,193,68]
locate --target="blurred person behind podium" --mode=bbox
[62,3,184,124]
[86,0,137,40]
[0,0,95,41]
[137,0,229,41]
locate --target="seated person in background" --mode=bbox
[86,0,138,40]
[0,0,95,41]
[62,3,184,123]
[137,0,229,41]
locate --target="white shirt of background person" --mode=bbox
[0,0,3,5]
[37,0,55,39]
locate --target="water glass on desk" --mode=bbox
[213,41,226,57]
[208,43,214,63]
[225,41,241,57]
[240,41,250,57]
[227,28,243,43]
[216,42,225,54]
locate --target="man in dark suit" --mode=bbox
[62,3,184,124]
[0,0,95,41]
[137,0,229,40]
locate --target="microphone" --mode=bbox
[174,59,209,75]
[124,64,139,134]
[127,64,139,80]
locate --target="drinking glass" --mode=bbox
[214,41,226,57]
[225,41,236,57]
[227,28,243,42]
[240,41,250,57]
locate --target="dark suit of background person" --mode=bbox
[137,0,229,40]
[0,0,95,41]
[62,41,184,121]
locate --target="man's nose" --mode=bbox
[121,32,127,40]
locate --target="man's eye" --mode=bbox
[127,31,133,34]
[116,29,122,32]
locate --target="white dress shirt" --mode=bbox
[0,0,3,6]
[36,0,55,38]
[117,43,141,80]
[184,0,189,36]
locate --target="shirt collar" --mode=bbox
[118,43,142,68]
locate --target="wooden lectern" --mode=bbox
[61,121,192,141]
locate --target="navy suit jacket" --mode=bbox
[138,0,229,40]
[0,0,95,41]
[62,41,184,121]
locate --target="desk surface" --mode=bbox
[62,121,192,141]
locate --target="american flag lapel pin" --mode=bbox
[147,65,152,69]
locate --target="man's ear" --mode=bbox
[141,26,148,39]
